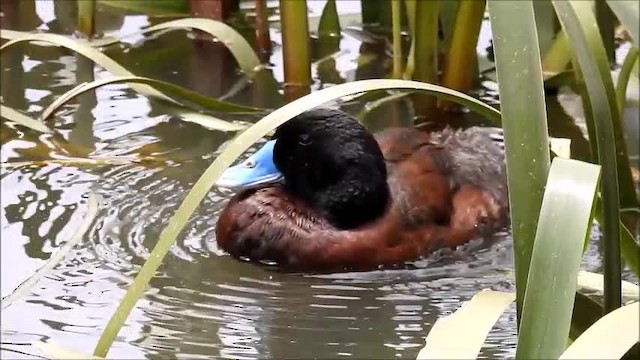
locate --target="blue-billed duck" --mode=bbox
[215,108,509,271]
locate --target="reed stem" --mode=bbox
[279,0,311,100]
[254,0,271,62]
[411,0,439,120]
[76,0,95,38]
[391,0,403,78]
[441,0,485,106]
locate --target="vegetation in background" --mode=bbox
[1,0,638,359]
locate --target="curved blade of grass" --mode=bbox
[416,289,515,359]
[356,91,414,122]
[92,79,501,357]
[1,193,99,310]
[487,0,550,324]
[560,302,639,360]
[108,18,261,77]
[617,47,639,112]
[97,0,188,16]
[1,105,53,133]
[553,0,631,313]
[318,0,340,37]
[606,0,639,46]
[176,111,248,132]
[516,158,602,359]
[577,270,640,304]
[0,33,176,104]
[36,340,103,360]
[40,75,265,122]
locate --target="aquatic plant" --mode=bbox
[1,0,638,359]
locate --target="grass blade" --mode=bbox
[416,290,515,359]
[616,47,639,112]
[1,193,99,310]
[487,0,550,323]
[606,0,639,45]
[112,18,261,77]
[318,0,340,37]
[559,302,640,360]
[577,270,640,304]
[552,0,629,313]
[40,75,265,122]
[36,340,103,360]
[1,105,53,133]
[516,158,602,359]
[92,79,501,357]
[0,32,177,104]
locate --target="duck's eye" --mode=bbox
[298,134,312,146]
[244,159,256,168]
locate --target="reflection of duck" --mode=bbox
[215,108,509,271]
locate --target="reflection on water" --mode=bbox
[1,2,637,359]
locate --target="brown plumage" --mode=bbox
[216,109,509,272]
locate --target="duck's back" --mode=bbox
[216,127,509,271]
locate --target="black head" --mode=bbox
[272,108,390,229]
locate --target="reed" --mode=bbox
[76,0,95,38]
[279,0,311,100]
[411,0,439,120]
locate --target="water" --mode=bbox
[1,1,637,359]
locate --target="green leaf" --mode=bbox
[560,302,639,359]
[616,47,639,112]
[1,193,99,310]
[553,0,633,312]
[487,0,551,323]
[0,32,177,104]
[516,158,602,359]
[97,0,188,16]
[416,290,515,359]
[2,18,261,78]
[40,75,265,122]
[356,91,414,123]
[0,105,53,134]
[606,0,639,46]
[577,270,639,304]
[93,79,501,357]
[35,340,103,360]
[318,0,340,37]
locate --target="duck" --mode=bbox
[214,108,509,272]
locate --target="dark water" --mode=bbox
[1,1,638,359]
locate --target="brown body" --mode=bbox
[216,127,508,271]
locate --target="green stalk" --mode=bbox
[541,31,571,75]
[279,0,311,100]
[76,0,96,38]
[411,0,439,119]
[595,0,616,66]
[616,47,639,113]
[552,0,622,313]
[533,0,558,56]
[391,0,403,78]
[487,0,550,325]
[441,0,485,99]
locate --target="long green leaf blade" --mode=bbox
[40,75,265,121]
[487,0,550,323]
[552,0,628,313]
[559,302,639,359]
[416,290,515,359]
[516,158,602,359]
[0,33,176,104]
[93,79,501,357]
[1,105,53,133]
